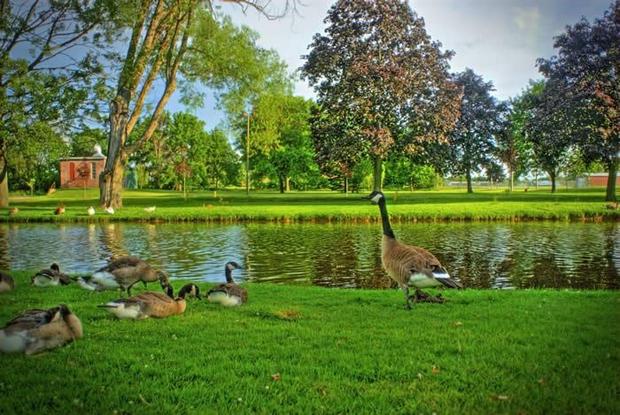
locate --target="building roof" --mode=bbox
[59,156,106,161]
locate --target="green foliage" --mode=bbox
[7,122,69,192]
[237,94,319,192]
[70,128,107,157]
[130,112,239,191]
[384,158,437,190]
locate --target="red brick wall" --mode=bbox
[588,175,620,186]
[60,159,106,188]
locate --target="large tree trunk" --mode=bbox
[466,169,473,193]
[0,156,8,208]
[285,177,290,192]
[372,156,382,192]
[549,170,557,193]
[343,176,348,194]
[278,176,285,193]
[509,168,514,192]
[605,156,618,202]
[100,97,129,208]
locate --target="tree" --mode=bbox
[302,0,459,192]
[71,128,107,156]
[7,121,70,193]
[537,1,619,201]
[239,94,315,193]
[497,96,534,191]
[447,69,503,193]
[100,1,294,208]
[522,79,573,193]
[0,0,122,206]
[204,129,239,189]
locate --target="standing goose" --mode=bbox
[0,271,15,292]
[97,287,192,320]
[31,264,71,287]
[77,256,172,296]
[365,191,462,309]
[207,262,247,306]
[0,304,83,355]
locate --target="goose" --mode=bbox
[87,206,96,216]
[31,264,71,287]
[144,206,156,213]
[77,256,172,296]
[178,283,202,299]
[0,271,15,292]
[207,262,247,306]
[54,204,65,215]
[98,288,190,320]
[364,191,462,309]
[0,304,83,355]
[104,206,115,214]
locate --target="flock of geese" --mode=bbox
[0,190,462,355]
[0,258,246,355]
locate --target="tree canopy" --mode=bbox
[302,0,459,191]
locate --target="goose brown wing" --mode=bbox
[208,283,247,302]
[135,291,177,317]
[3,307,59,333]
[99,256,144,273]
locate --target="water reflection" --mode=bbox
[0,222,618,289]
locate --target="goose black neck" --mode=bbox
[225,267,235,284]
[378,198,395,239]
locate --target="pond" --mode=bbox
[1,222,618,289]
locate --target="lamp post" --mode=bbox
[244,111,251,196]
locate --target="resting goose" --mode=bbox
[31,264,71,287]
[365,191,462,309]
[178,283,202,300]
[77,256,172,296]
[207,262,247,306]
[0,304,83,355]
[97,286,194,320]
[0,271,15,292]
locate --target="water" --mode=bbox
[1,222,618,289]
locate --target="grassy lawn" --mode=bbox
[0,272,618,414]
[3,187,619,222]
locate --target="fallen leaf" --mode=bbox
[454,321,463,327]
[271,373,281,381]
[492,394,510,401]
[432,366,440,374]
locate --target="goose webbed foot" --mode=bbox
[410,289,445,304]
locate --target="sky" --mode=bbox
[173,0,612,130]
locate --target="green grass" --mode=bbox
[1,272,618,414]
[3,187,620,223]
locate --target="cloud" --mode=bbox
[513,6,541,32]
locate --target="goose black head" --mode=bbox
[363,191,385,205]
[178,283,201,300]
[50,263,60,272]
[158,271,174,298]
[225,261,242,271]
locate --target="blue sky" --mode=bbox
[169,0,612,130]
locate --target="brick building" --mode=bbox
[586,172,620,187]
[59,146,106,189]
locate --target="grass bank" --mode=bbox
[0,272,618,414]
[3,187,620,223]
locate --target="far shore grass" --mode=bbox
[3,187,620,223]
[0,272,618,414]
